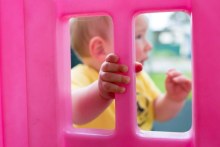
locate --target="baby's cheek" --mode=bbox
[135,48,141,59]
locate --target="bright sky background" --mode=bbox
[146,12,173,31]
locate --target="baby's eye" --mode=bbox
[135,34,142,39]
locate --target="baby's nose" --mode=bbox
[144,41,152,51]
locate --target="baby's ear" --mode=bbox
[89,36,107,61]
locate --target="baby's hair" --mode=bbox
[70,16,112,58]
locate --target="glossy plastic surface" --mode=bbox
[1,0,220,146]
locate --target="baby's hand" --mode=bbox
[98,53,130,100]
[98,53,142,100]
[165,69,192,102]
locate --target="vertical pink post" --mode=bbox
[192,0,220,146]
[0,25,3,147]
[112,11,136,135]
[0,0,3,144]
[0,0,29,146]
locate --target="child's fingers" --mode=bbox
[166,69,181,78]
[173,76,192,90]
[99,92,115,100]
[105,53,119,63]
[172,75,186,83]
[176,79,192,92]
[182,82,192,92]
[102,61,142,73]
[100,81,125,93]
[173,75,190,83]
[101,62,128,73]
[100,72,130,84]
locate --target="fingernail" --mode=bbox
[124,77,130,83]
[120,87,126,93]
[122,66,128,72]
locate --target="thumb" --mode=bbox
[135,62,143,73]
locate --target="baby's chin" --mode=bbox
[141,62,145,66]
[137,57,147,65]
[139,59,147,65]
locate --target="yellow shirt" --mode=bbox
[71,64,160,130]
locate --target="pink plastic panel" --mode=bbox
[0,0,2,146]
[59,0,192,147]
[0,22,3,147]
[1,0,220,146]
[192,0,220,146]
[1,0,29,146]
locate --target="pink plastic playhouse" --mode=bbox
[1,0,220,146]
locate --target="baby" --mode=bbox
[70,15,191,130]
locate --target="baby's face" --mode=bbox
[104,15,152,65]
[135,15,152,65]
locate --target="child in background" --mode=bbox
[70,15,191,130]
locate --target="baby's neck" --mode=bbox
[82,57,101,72]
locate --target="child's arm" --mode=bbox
[72,54,142,125]
[154,69,192,122]
[72,81,115,125]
